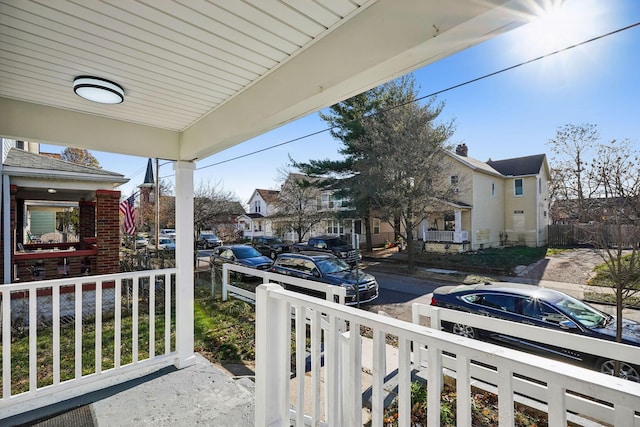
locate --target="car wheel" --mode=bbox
[598,359,640,382]
[452,323,476,339]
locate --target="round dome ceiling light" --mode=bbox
[73,76,124,104]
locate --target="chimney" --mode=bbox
[456,143,468,157]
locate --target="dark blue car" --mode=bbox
[210,245,273,272]
[431,282,640,382]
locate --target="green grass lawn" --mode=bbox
[414,246,548,275]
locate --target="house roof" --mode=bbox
[3,148,126,179]
[255,189,280,204]
[486,154,546,177]
[447,151,503,177]
[2,148,128,202]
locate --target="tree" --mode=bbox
[547,124,640,372]
[354,98,456,271]
[60,147,101,168]
[273,171,325,242]
[193,179,240,236]
[296,75,420,251]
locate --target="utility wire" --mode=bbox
[193,21,638,172]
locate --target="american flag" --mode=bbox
[120,194,136,235]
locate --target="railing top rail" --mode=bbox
[0,268,178,292]
[221,263,347,298]
[260,283,640,404]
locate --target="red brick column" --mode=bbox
[79,201,96,242]
[95,190,121,275]
[1,185,18,282]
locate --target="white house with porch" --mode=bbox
[2,1,636,426]
[420,145,551,252]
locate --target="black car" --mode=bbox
[431,282,640,381]
[271,252,378,305]
[197,233,222,249]
[251,236,290,259]
[210,245,273,272]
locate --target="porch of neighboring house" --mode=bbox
[419,207,472,253]
[1,148,128,284]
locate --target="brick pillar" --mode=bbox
[79,201,96,242]
[1,185,18,283]
[95,190,121,275]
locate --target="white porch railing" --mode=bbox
[256,283,640,427]
[412,302,640,427]
[219,263,346,305]
[0,269,177,419]
[424,230,469,243]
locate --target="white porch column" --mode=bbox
[453,210,462,243]
[174,161,197,369]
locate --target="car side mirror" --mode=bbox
[559,320,578,330]
[312,270,320,278]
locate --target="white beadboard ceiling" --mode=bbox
[0,0,538,162]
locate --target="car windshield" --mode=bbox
[201,234,216,239]
[316,257,350,274]
[232,246,262,259]
[266,238,283,244]
[159,239,173,244]
[548,292,609,328]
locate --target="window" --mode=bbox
[373,218,380,235]
[326,220,343,235]
[514,178,523,196]
[538,177,542,194]
[450,175,459,186]
[491,183,495,197]
[254,200,261,213]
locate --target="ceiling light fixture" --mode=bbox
[73,76,124,104]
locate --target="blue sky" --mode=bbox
[43,0,640,208]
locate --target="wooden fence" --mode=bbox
[548,224,640,248]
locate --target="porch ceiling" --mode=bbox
[1,0,537,162]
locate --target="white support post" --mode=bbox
[453,209,462,243]
[173,161,196,369]
[255,283,290,427]
[2,175,11,284]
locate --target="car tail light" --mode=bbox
[430,296,437,306]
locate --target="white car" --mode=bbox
[148,237,175,251]
[135,236,148,249]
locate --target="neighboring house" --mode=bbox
[237,189,281,239]
[1,140,129,282]
[239,147,550,252]
[420,145,550,252]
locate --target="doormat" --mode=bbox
[24,405,94,427]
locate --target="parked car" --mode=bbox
[270,252,378,305]
[148,237,175,252]
[251,236,290,259]
[135,235,148,249]
[210,245,273,273]
[291,235,358,265]
[430,282,640,382]
[159,228,176,238]
[197,232,222,249]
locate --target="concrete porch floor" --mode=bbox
[3,354,255,427]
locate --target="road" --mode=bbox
[360,269,442,322]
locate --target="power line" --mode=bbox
[194,21,638,172]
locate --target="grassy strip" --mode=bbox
[414,246,548,275]
[583,291,640,308]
